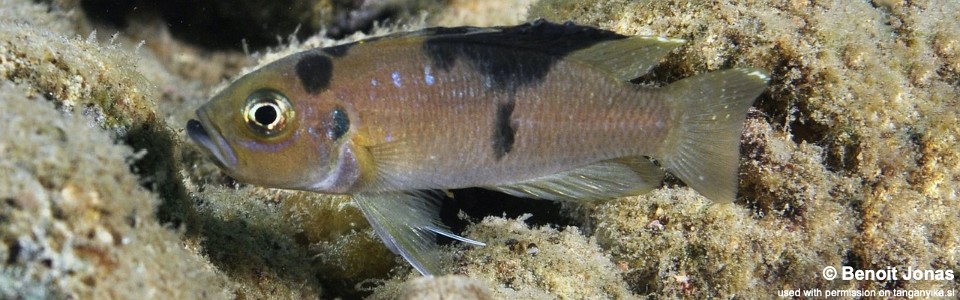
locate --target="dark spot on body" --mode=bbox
[295,53,333,94]
[422,20,626,92]
[492,102,517,160]
[328,106,350,140]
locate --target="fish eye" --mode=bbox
[244,89,293,136]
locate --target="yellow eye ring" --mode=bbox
[243,89,294,136]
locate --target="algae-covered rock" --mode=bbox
[370,215,634,299]
[398,275,493,300]
[182,185,396,298]
[3,0,958,298]
[0,1,156,132]
[0,81,232,299]
[529,0,960,297]
[0,0,239,297]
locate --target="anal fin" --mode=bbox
[485,156,665,201]
[352,191,483,276]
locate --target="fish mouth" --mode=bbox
[186,110,238,168]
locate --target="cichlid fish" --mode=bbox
[187,20,769,276]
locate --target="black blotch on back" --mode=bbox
[295,53,333,94]
[422,20,626,92]
[492,102,517,160]
[322,43,353,57]
[425,26,477,35]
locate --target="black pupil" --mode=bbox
[254,102,278,126]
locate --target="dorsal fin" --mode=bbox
[567,36,686,81]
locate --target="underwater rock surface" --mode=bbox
[1,0,957,298]
[0,80,230,298]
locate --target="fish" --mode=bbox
[186,20,769,276]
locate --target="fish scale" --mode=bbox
[341,50,667,190]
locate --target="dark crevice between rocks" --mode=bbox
[196,215,325,297]
[789,107,862,175]
[740,184,808,222]
[159,0,317,51]
[624,268,660,295]
[441,188,581,238]
[787,108,828,145]
[77,0,443,51]
[122,123,200,234]
[629,58,689,87]
[762,47,814,131]
[79,0,313,50]
[773,62,862,176]
[824,137,862,173]
[739,98,809,223]
[5,241,21,265]
[77,0,138,28]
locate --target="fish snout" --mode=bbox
[186,116,238,168]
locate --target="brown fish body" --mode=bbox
[187,21,769,275]
[321,38,670,192]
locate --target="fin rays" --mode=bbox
[485,157,665,201]
[352,191,482,276]
[569,36,686,81]
[659,68,769,202]
[363,138,431,191]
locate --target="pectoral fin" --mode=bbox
[352,191,484,276]
[485,157,665,201]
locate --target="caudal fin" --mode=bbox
[659,68,769,202]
